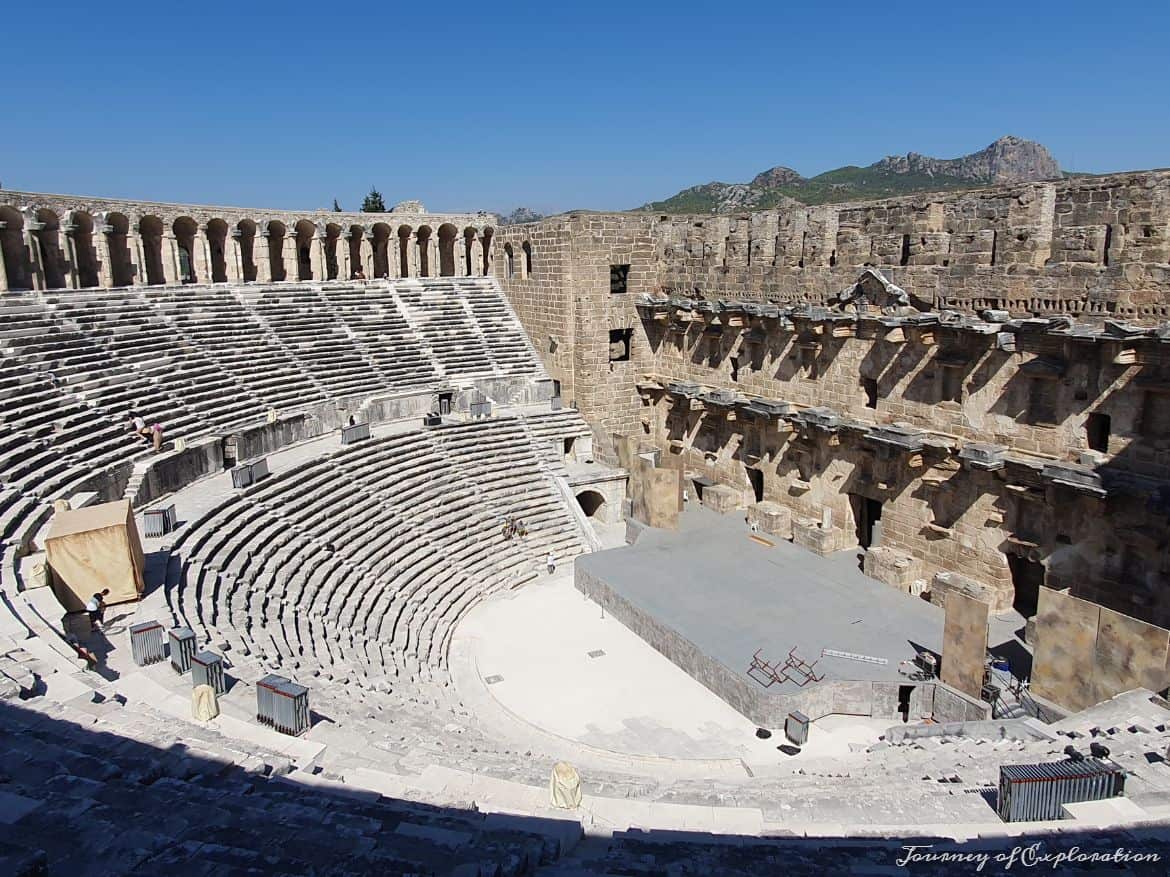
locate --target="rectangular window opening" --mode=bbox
[608,328,632,362]
[609,264,630,295]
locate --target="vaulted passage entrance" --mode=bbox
[577,490,606,519]
[850,494,883,550]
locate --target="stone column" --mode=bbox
[455,241,467,278]
[161,235,180,284]
[407,233,419,278]
[336,236,350,281]
[24,224,46,290]
[256,232,272,283]
[194,228,213,284]
[62,224,81,289]
[0,223,8,292]
[471,238,483,276]
[128,233,144,285]
[309,232,325,281]
[95,224,114,288]
[281,233,297,281]
[360,232,375,278]
[227,231,244,282]
[428,237,439,279]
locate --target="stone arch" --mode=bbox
[576,489,606,519]
[522,240,533,278]
[438,223,458,277]
[35,209,67,289]
[138,215,166,285]
[105,212,134,287]
[68,211,99,288]
[236,219,257,282]
[266,220,287,282]
[416,225,433,277]
[0,206,31,290]
[349,225,366,278]
[504,242,515,279]
[173,216,198,283]
[481,227,494,275]
[324,223,343,280]
[463,227,477,277]
[206,219,229,283]
[397,225,412,277]
[294,219,317,280]
[371,222,392,278]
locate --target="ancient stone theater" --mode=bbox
[2,174,1170,874]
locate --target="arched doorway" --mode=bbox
[35,209,67,289]
[397,225,412,277]
[503,243,515,278]
[105,212,134,287]
[295,220,316,280]
[324,223,342,280]
[371,222,391,278]
[69,212,99,288]
[438,224,457,277]
[206,219,229,283]
[416,225,433,277]
[173,216,198,283]
[236,219,257,282]
[138,215,165,285]
[463,227,477,277]
[266,220,287,282]
[481,227,494,275]
[0,206,31,290]
[576,490,606,519]
[349,225,366,278]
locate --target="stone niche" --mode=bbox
[864,546,924,595]
[746,500,793,539]
[700,483,741,514]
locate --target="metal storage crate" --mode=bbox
[785,710,810,746]
[470,399,492,419]
[272,679,311,736]
[191,650,226,695]
[129,620,166,666]
[169,627,197,674]
[256,673,288,726]
[550,395,563,411]
[230,463,254,489]
[249,458,269,482]
[143,504,177,537]
[341,422,371,445]
[998,758,1125,822]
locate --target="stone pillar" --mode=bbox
[456,241,467,278]
[193,230,212,284]
[280,234,297,281]
[256,233,272,283]
[227,231,243,282]
[62,224,81,289]
[471,238,483,277]
[0,224,7,292]
[427,237,439,279]
[335,235,349,280]
[128,233,144,285]
[408,233,420,278]
[25,225,46,290]
[95,225,114,288]
[161,235,180,285]
[309,233,325,281]
[360,233,374,279]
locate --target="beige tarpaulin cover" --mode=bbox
[45,499,145,613]
[549,761,582,809]
[192,684,220,721]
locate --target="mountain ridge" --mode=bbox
[640,136,1063,214]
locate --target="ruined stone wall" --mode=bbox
[653,172,1170,321]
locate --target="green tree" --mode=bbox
[360,188,387,213]
[332,198,343,212]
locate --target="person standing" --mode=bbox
[546,551,556,575]
[85,589,110,630]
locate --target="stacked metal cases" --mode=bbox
[143,504,177,537]
[341,422,371,445]
[256,673,287,725]
[230,463,254,489]
[998,759,1125,822]
[784,710,810,746]
[129,620,166,666]
[169,627,197,673]
[191,651,226,694]
[272,679,311,736]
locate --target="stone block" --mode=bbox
[700,483,740,514]
[792,518,848,556]
[863,546,922,593]
[745,501,792,539]
[930,570,1007,612]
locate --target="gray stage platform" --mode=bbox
[576,507,991,726]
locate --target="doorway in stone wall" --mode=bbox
[850,494,883,550]
[746,467,764,504]
[898,685,914,722]
[1007,554,1044,618]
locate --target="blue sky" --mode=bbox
[2,1,1166,214]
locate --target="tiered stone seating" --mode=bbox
[0,696,574,876]
[396,280,499,376]
[144,285,328,412]
[460,276,544,375]
[318,282,438,389]
[165,414,587,690]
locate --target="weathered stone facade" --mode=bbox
[0,190,495,291]
[496,172,1170,705]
